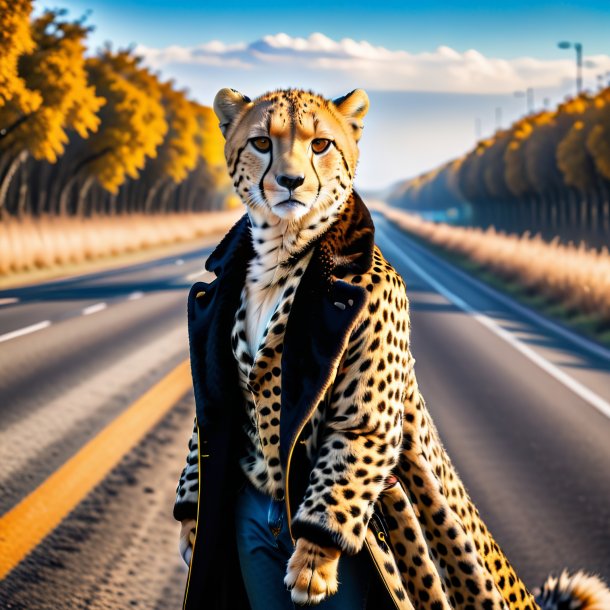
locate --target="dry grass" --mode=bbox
[0,211,242,277]
[370,201,610,331]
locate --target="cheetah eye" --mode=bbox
[251,137,271,153]
[311,138,331,154]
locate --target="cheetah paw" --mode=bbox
[284,538,340,605]
[179,518,197,566]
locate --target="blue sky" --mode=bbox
[41,0,610,59]
[37,0,610,189]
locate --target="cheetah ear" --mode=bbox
[332,89,370,142]
[213,88,252,138]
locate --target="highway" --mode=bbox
[0,212,608,608]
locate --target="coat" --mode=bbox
[176,192,539,610]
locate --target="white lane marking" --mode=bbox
[0,325,188,483]
[185,270,205,281]
[383,221,610,363]
[128,291,144,300]
[82,302,107,316]
[0,297,19,306]
[0,320,51,344]
[382,237,610,421]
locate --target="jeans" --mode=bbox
[235,482,371,610]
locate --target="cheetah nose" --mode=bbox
[276,174,305,191]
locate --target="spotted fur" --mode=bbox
[173,418,198,520]
[221,87,367,502]
[174,88,610,610]
[232,248,314,499]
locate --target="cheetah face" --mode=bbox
[213,88,369,221]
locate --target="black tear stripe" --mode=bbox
[310,154,322,202]
[333,142,353,180]
[229,144,247,177]
[258,147,273,204]
[234,174,244,187]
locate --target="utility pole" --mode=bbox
[558,41,583,95]
[495,107,503,130]
[514,88,534,115]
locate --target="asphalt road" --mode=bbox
[0,213,608,608]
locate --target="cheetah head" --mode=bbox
[213,87,369,222]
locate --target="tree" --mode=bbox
[0,9,104,215]
[140,82,199,212]
[0,10,103,159]
[587,88,610,180]
[0,0,40,114]
[557,118,598,192]
[53,47,168,214]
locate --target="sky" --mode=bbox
[38,0,610,190]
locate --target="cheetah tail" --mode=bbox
[534,570,610,610]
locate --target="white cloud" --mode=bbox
[135,32,610,95]
[133,33,610,189]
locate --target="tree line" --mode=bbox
[0,1,233,219]
[389,89,610,246]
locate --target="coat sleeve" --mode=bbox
[291,274,411,555]
[173,417,199,521]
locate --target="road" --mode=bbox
[0,213,608,608]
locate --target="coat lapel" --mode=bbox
[279,266,367,464]
[187,191,376,463]
[187,213,252,428]
[279,191,376,464]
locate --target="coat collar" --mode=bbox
[187,190,375,461]
[204,189,375,288]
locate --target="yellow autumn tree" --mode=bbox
[586,88,610,181]
[191,102,236,207]
[522,111,557,195]
[481,130,512,200]
[504,117,537,199]
[192,104,225,170]
[159,84,199,183]
[557,119,598,192]
[5,10,104,162]
[0,9,104,215]
[0,0,41,114]
[458,140,493,204]
[446,158,464,203]
[82,48,167,194]
[140,83,199,211]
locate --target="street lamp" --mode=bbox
[514,88,534,115]
[558,41,583,94]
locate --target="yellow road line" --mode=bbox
[0,359,192,580]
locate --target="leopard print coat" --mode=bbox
[174,192,589,610]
